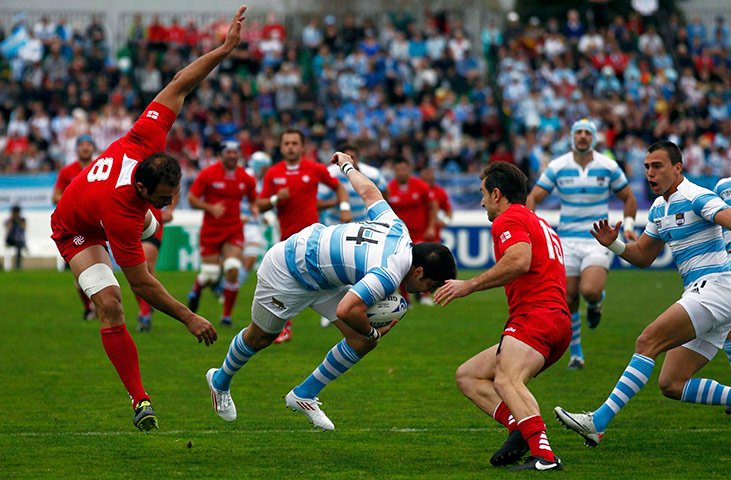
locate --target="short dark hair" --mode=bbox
[412,242,457,286]
[280,128,305,144]
[647,141,683,165]
[479,162,527,205]
[135,152,181,194]
[337,142,358,155]
[393,157,410,167]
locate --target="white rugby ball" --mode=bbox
[366,293,408,328]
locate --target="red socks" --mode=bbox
[492,402,518,432]
[222,281,239,318]
[100,324,148,407]
[136,295,152,317]
[517,415,555,461]
[191,277,202,296]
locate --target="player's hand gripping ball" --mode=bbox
[366,293,408,328]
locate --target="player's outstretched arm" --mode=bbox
[121,263,218,345]
[330,152,383,210]
[526,185,550,211]
[434,242,531,306]
[713,208,731,231]
[590,219,663,268]
[152,6,247,115]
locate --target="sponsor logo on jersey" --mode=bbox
[146,110,159,120]
[271,297,285,310]
[73,235,85,246]
[504,326,516,333]
[675,213,685,225]
[212,182,225,189]
[500,231,512,243]
[720,189,731,200]
[273,177,287,185]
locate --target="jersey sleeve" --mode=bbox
[188,168,208,198]
[439,186,452,212]
[535,164,557,192]
[101,197,146,267]
[690,191,729,222]
[492,213,531,257]
[259,170,274,198]
[54,169,71,191]
[317,163,340,190]
[120,102,177,161]
[644,208,661,239]
[609,163,629,191]
[367,200,399,223]
[349,266,400,307]
[375,172,388,192]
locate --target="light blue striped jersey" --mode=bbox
[284,200,412,306]
[644,179,731,288]
[318,163,388,225]
[713,176,731,253]
[536,151,628,239]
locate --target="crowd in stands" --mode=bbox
[0,8,730,200]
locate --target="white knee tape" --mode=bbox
[223,257,242,273]
[198,263,221,284]
[78,263,119,298]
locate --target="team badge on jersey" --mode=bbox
[675,213,685,225]
[302,175,310,183]
[500,231,512,243]
[146,110,159,120]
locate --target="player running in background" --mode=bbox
[435,161,570,472]
[257,129,352,342]
[555,141,731,446]
[135,196,177,332]
[52,135,97,321]
[49,6,249,431]
[387,157,437,305]
[527,119,637,370]
[420,165,452,243]
[316,143,388,327]
[204,151,456,430]
[186,140,257,327]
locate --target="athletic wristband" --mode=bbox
[270,195,279,207]
[365,326,381,340]
[623,216,635,232]
[141,214,158,239]
[340,162,355,175]
[607,239,626,255]
[339,202,351,212]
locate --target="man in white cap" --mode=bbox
[527,118,637,369]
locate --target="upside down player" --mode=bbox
[52,135,97,321]
[713,176,731,415]
[204,151,456,430]
[435,161,570,471]
[49,6,249,431]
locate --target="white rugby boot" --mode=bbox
[206,368,237,422]
[554,406,603,446]
[285,389,335,431]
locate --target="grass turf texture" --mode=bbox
[1,269,730,479]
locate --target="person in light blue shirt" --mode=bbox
[527,119,638,370]
[204,151,456,431]
[714,175,731,412]
[556,141,731,446]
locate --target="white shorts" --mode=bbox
[252,242,350,334]
[244,223,266,258]
[561,238,612,277]
[676,278,731,360]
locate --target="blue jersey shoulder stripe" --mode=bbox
[284,236,317,291]
[692,193,721,216]
[305,225,335,290]
[555,170,580,178]
[666,200,693,216]
[587,168,612,177]
[612,180,628,191]
[329,224,351,284]
[368,200,391,220]
[381,222,405,267]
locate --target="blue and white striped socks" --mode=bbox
[681,379,731,405]
[212,328,258,391]
[569,312,583,359]
[593,353,655,432]
[294,339,363,399]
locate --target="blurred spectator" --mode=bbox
[4,205,26,270]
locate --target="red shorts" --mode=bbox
[501,308,571,374]
[52,232,108,263]
[199,223,244,257]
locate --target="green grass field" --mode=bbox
[1,269,730,479]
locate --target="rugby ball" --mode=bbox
[366,293,408,328]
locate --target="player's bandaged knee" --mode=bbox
[141,212,158,239]
[223,257,242,274]
[198,263,221,284]
[78,263,120,298]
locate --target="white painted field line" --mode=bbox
[0,426,727,438]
